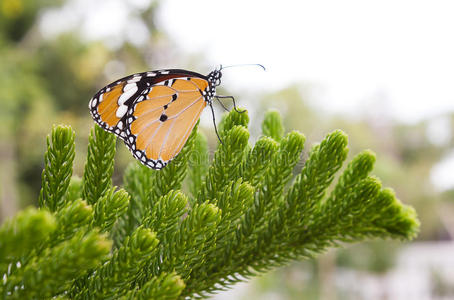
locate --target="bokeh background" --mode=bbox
[1,0,454,299]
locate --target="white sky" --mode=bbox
[431,149,454,191]
[40,0,454,190]
[158,0,454,123]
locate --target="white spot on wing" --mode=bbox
[118,84,138,105]
[128,76,142,83]
[123,82,138,92]
[90,98,97,108]
[116,105,128,118]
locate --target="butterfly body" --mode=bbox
[89,68,222,170]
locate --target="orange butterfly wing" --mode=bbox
[124,77,209,169]
[89,73,151,140]
[89,69,217,170]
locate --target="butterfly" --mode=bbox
[89,66,230,170]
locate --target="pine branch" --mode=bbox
[0,208,55,270]
[66,176,83,203]
[241,136,278,188]
[82,125,116,205]
[321,150,376,224]
[286,130,348,225]
[198,111,250,204]
[262,110,284,141]
[39,125,75,211]
[92,187,130,233]
[158,201,221,280]
[5,230,111,299]
[121,272,185,300]
[188,132,209,199]
[365,188,419,240]
[137,191,188,286]
[114,163,155,247]
[186,180,254,292]
[142,190,188,245]
[0,109,420,300]
[52,199,92,244]
[219,107,250,135]
[73,227,158,299]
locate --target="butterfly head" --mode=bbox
[207,67,222,88]
[204,67,222,102]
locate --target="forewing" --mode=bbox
[88,70,207,140]
[125,78,208,169]
[88,73,149,140]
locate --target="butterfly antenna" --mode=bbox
[220,63,266,71]
[209,102,224,145]
[216,95,245,113]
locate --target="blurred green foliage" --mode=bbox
[0,0,160,208]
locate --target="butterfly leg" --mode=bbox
[209,102,224,145]
[215,96,230,112]
[215,95,245,113]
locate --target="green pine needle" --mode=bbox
[74,227,158,299]
[82,125,116,205]
[92,188,130,233]
[188,132,210,199]
[121,272,185,300]
[39,125,76,211]
[262,110,284,141]
[0,208,56,268]
[53,199,93,244]
[0,109,420,299]
[6,230,111,299]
